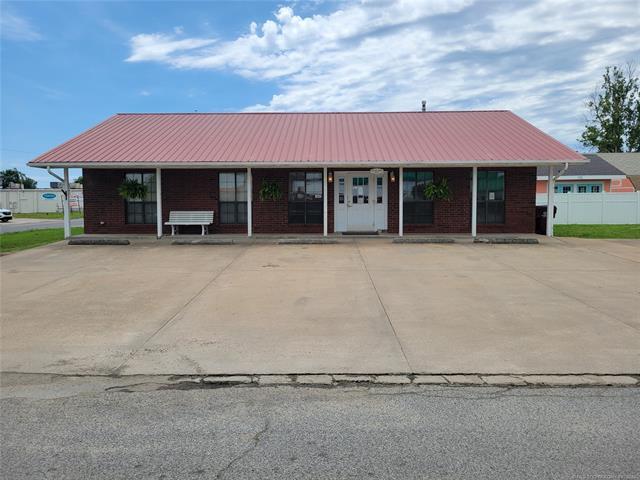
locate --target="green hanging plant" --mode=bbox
[258,180,283,201]
[117,178,148,200]
[424,177,452,201]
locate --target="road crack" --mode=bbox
[215,419,270,479]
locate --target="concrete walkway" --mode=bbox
[1,237,639,375]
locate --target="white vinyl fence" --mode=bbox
[0,189,84,213]
[536,192,640,225]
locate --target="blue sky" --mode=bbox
[1,0,639,186]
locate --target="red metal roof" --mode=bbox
[29,111,585,167]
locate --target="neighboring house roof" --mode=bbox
[29,111,585,168]
[536,153,626,178]
[593,153,640,176]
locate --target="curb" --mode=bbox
[176,373,639,388]
[172,239,234,245]
[473,237,539,244]
[68,238,130,246]
[277,239,339,245]
[392,238,455,244]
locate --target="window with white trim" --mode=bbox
[219,172,247,224]
[288,172,323,224]
[125,172,156,224]
[403,170,434,225]
[477,170,505,224]
[554,182,603,193]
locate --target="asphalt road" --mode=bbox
[0,217,84,233]
[1,374,639,479]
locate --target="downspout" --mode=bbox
[553,162,569,181]
[47,167,71,239]
[546,162,569,238]
[47,167,67,199]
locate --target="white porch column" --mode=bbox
[546,166,555,237]
[247,167,252,237]
[471,166,478,237]
[156,168,162,239]
[62,168,71,239]
[323,167,328,236]
[398,167,404,237]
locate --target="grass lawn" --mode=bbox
[0,227,84,254]
[13,212,84,220]
[554,224,640,239]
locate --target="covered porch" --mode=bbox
[28,112,585,240]
[68,165,544,239]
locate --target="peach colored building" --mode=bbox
[536,153,636,194]
[596,152,640,191]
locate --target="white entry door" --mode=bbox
[334,172,387,232]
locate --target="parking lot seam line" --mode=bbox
[571,241,640,265]
[111,246,249,375]
[16,271,82,297]
[552,236,640,263]
[355,242,414,373]
[460,243,640,335]
[11,260,95,297]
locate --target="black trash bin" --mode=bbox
[535,205,557,235]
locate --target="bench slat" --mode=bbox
[165,221,211,225]
[167,211,214,223]
[164,210,215,235]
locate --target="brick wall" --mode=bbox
[477,167,536,234]
[251,169,328,234]
[84,168,331,235]
[84,169,156,234]
[161,169,245,235]
[391,167,535,234]
[401,168,471,234]
[83,166,535,235]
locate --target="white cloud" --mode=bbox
[126,0,640,148]
[1,9,42,41]
[139,89,151,96]
[126,33,217,63]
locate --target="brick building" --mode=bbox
[28,111,585,237]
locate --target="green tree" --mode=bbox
[580,64,640,152]
[73,176,83,185]
[0,168,38,189]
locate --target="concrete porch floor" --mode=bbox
[69,232,545,245]
[1,237,638,376]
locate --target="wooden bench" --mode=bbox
[164,211,214,236]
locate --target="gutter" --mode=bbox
[28,159,588,169]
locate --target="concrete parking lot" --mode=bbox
[1,238,639,375]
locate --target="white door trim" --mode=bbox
[334,171,387,232]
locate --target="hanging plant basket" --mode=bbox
[258,180,283,201]
[117,178,148,200]
[424,178,452,201]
